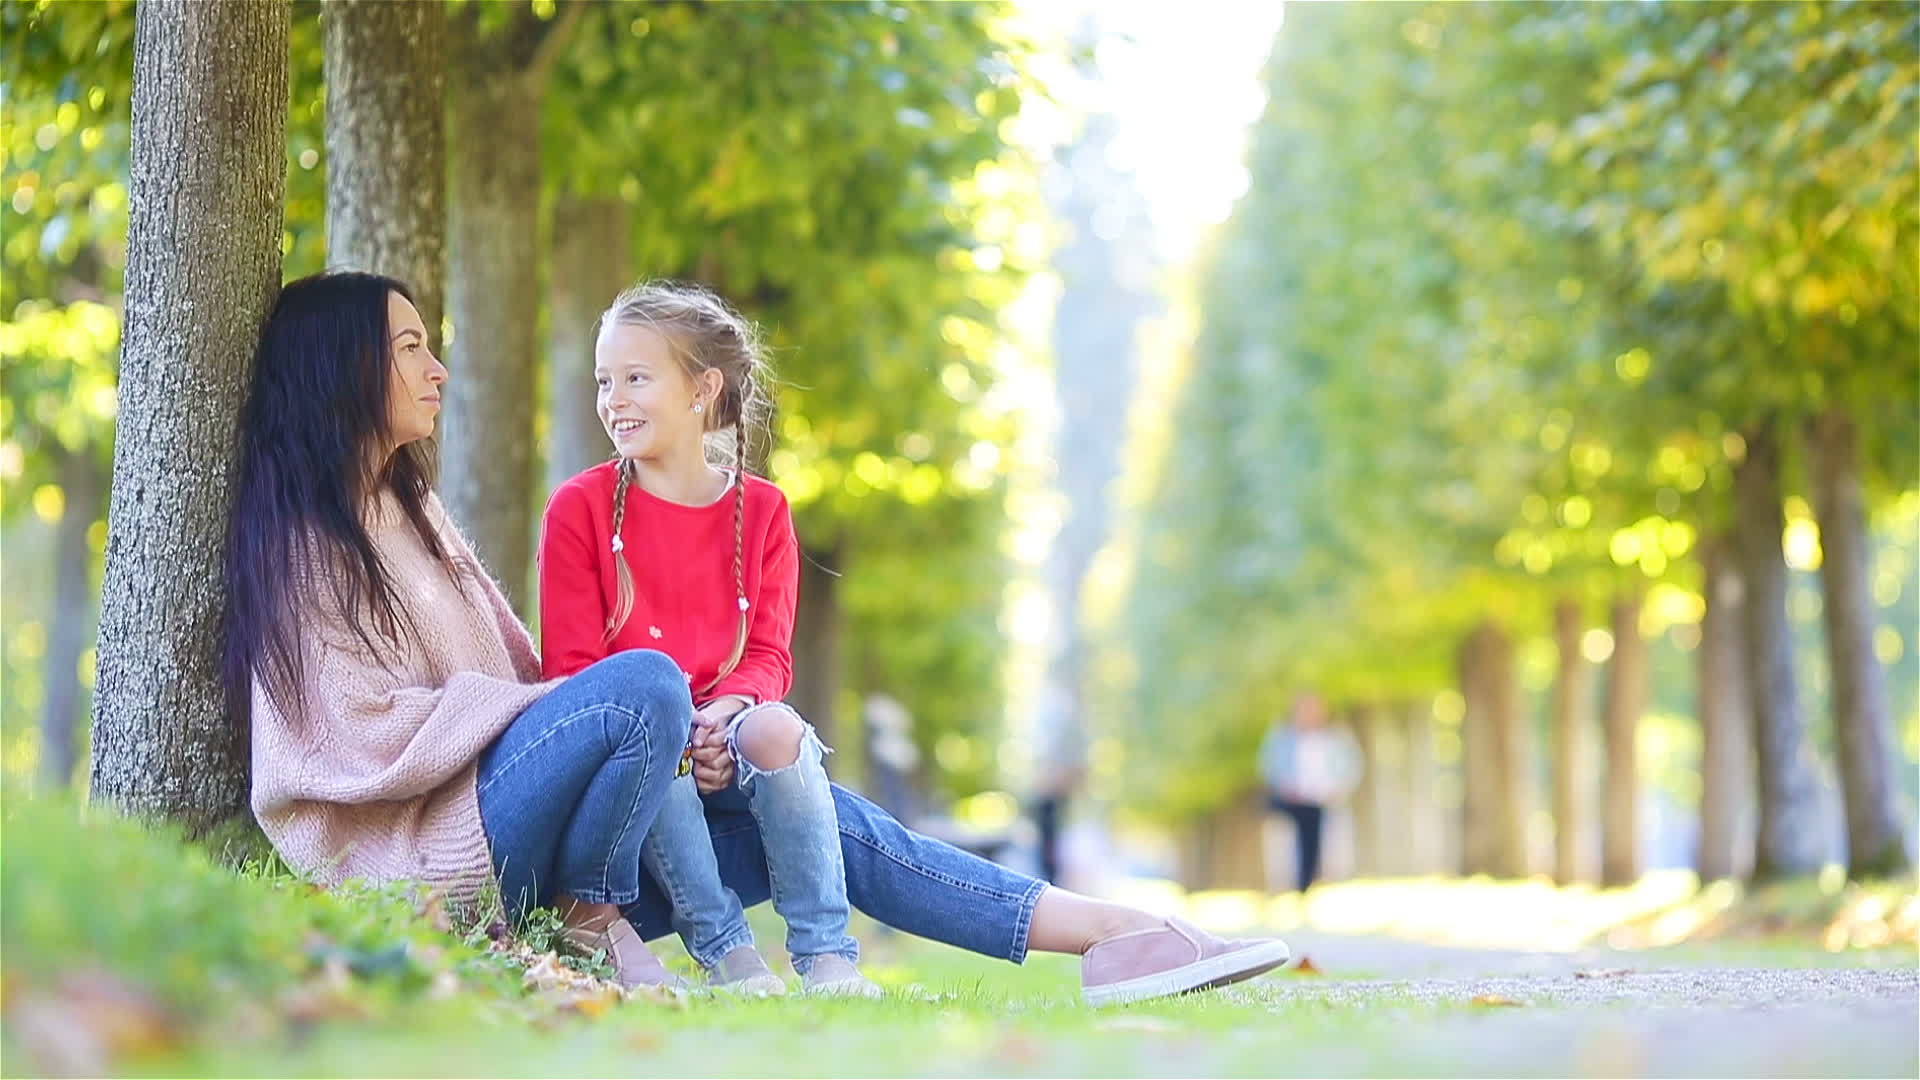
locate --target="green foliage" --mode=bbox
[545,1,1045,775]
[1104,1,1918,821]
[3,0,1046,792]
[0,797,520,1017]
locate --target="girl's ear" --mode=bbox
[698,367,725,410]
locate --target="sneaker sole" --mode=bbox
[803,979,886,999]
[1082,939,1292,1007]
[712,975,789,997]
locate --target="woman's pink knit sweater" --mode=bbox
[248,492,560,902]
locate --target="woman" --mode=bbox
[226,270,1289,1006]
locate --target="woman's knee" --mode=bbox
[735,704,807,771]
[599,650,692,746]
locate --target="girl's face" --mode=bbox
[385,291,446,447]
[595,323,720,462]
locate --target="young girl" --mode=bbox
[538,281,882,997]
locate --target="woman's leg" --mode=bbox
[621,783,1043,959]
[475,650,691,921]
[619,781,1286,1004]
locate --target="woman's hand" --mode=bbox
[689,696,750,793]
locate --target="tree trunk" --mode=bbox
[1698,534,1756,881]
[1184,793,1268,890]
[442,14,568,613]
[788,543,844,746]
[323,0,445,346]
[1486,622,1532,878]
[91,0,288,831]
[1460,622,1521,876]
[1400,699,1442,874]
[41,449,106,789]
[1601,589,1646,887]
[1550,596,1594,884]
[1348,704,1380,876]
[546,196,632,491]
[1808,407,1912,878]
[1733,419,1827,880]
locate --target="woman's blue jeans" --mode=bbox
[476,650,691,915]
[474,651,1047,964]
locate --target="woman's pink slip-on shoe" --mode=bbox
[1080,917,1290,1006]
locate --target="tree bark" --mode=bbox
[1698,534,1755,881]
[546,196,631,491]
[1348,704,1380,876]
[788,543,844,746]
[1185,792,1268,890]
[1733,419,1827,880]
[1485,622,1533,878]
[1807,407,1912,878]
[91,0,288,832]
[442,9,575,612]
[1459,622,1525,876]
[323,0,445,346]
[41,449,106,789]
[1400,699,1442,874]
[1601,589,1646,887]
[1550,596,1594,884]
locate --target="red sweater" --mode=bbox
[538,462,798,706]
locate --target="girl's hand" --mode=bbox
[689,697,750,793]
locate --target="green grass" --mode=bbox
[3,796,1914,1078]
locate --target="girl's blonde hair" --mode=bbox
[599,280,772,693]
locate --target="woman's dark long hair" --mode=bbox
[222,271,451,733]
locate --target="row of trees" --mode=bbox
[3,0,1045,828]
[1108,1,1916,883]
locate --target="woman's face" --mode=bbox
[595,323,718,462]
[385,291,445,447]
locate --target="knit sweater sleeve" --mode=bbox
[537,479,610,679]
[251,616,552,812]
[710,489,798,704]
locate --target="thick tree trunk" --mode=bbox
[1601,589,1646,887]
[91,0,288,831]
[1550,597,1594,884]
[42,449,106,789]
[323,0,445,344]
[442,12,571,612]
[546,196,632,491]
[1400,699,1442,874]
[1733,420,1827,880]
[1808,408,1912,878]
[1698,535,1756,881]
[788,543,844,746]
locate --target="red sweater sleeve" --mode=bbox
[710,492,798,704]
[538,480,610,679]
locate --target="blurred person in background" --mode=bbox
[1259,693,1361,892]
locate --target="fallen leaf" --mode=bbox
[1289,955,1324,976]
[1470,994,1525,1007]
[11,971,186,1077]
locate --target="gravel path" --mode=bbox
[1208,931,1920,1077]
